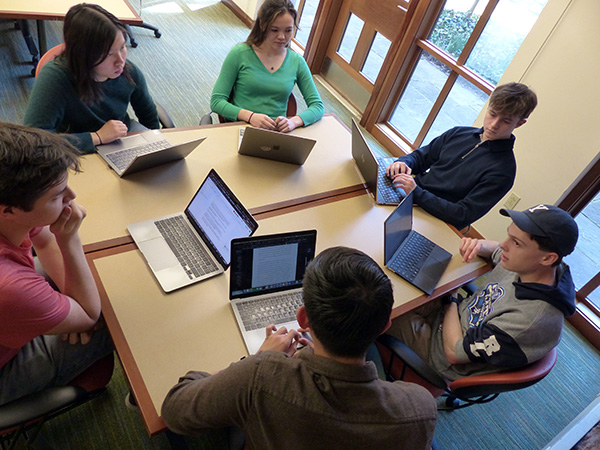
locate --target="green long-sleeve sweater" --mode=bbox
[210,44,324,126]
[23,59,159,153]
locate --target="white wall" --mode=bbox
[473,0,600,240]
[231,0,261,19]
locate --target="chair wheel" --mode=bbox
[154,30,162,38]
[445,396,460,409]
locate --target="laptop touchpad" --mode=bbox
[138,238,179,271]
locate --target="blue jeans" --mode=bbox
[0,327,114,405]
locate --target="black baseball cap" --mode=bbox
[500,205,579,257]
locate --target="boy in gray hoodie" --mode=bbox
[389,204,578,380]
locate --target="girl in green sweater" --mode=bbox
[210,0,324,133]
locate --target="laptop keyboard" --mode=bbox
[389,233,436,282]
[106,139,170,171]
[237,291,304,331]
[154,216,219,280]
[377,164,403,203]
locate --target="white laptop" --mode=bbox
[96,129,205,177]
[351,119,405,205]
[127,169,258,292]
[229,230,317,354]
[238,126,316,165]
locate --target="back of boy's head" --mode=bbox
[489,82,537,120]
[302,246,393,358]
[0,123,80,212]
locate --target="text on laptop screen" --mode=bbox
[230,231,317,298]
[384,195,413,264]
[185,171,256,266]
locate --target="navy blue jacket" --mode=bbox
[396,126,516,229]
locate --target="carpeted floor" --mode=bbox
[2,2,600,449]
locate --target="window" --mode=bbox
[293,0,320,49]
[565,197,600,307]
[361,32,392,83]
[388,0,548,150]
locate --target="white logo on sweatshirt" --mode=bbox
[470,335,501,357]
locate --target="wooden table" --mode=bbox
[0,0,142,56]
[72,116,365,252]
[87,193,488,435]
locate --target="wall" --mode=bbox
[472,0,600,240]
[227,0,261,19]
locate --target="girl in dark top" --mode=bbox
[24,3,159,153]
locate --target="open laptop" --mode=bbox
[384,192,452,295]
[238,126,317,165]
[127,169,258,292]
[351,119,406,205]
[96,129,205,177]
[229,230,317,354]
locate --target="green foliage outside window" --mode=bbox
[428,9,528,85]
[429,10,479,59]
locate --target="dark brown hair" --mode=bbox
[489,82,538,120]
[0,123,80,211]
[245,0,298,47]
[63,3,133,104]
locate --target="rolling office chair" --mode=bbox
[375,334,557,410]
[35,44,175,128]
[200,92,297,125]
[0,353,114,450]
[14,20,39,74]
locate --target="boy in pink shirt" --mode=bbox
[0,123,113,404]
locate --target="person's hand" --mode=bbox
[61,330,94,345]
[257,325,310,357]
[249,113,277,131]
[459,237,483,263]
[296,327,314,352]
[274,116,296,133]
[49,202,86,244]
[386,161,412,177]
[391,173,416,194]
[60,319,104,345]
[96,120,128,144]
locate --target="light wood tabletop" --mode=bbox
[88,193,488,435]
[73,116,365,251]
[0,0,141,22]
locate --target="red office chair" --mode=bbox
[0,353,114,449]
[375,333,557,409]
[35,44,175,128]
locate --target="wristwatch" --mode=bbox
[442,295,461,306]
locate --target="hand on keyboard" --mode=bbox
[257,325,311,356]
[391,173,416,194]
[386,161,412,177]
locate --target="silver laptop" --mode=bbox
[238,126,316,165]
[96,129,205,177]
[128,169,258,292]
[229,230,317,354]
[384,192,452,295]
[351,119,406,205]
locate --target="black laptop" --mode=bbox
[384,192,452,295]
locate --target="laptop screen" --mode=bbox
[185,169,258,267]
[384,192,414,264]
[229,230,317,299]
